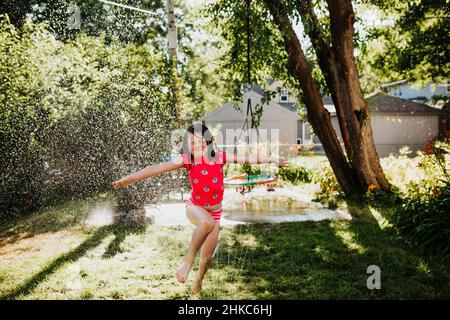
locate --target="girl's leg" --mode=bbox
[176,205,215,283]
[192,220,220,294]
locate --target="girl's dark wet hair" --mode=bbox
[180,123,217,169]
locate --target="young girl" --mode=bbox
[112,124,288,294]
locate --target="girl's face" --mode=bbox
[188,132,208,158]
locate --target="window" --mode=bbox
[280,88,289,102]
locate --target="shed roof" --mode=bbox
[326,92,443,116]
[365,92,443,115]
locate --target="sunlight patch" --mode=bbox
[66,264,83,291]
[239,234,259,249]
[334,229,366,254]
[368,207,390,229]
[417,260,431,275]
[314,246,332,262]
[85,206,114,227]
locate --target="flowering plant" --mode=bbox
[419,131,450,187]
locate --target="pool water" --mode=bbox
[223,198,349,223]
[146,187,351,226]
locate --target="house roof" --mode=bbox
[249,84,298,112]
[204,84,298,120]
[365,92,443,115]
[279,102,298,112]
[202,89,297,121]
[380,79,408,89]
[250,84,265,96]
[325,92,444,116]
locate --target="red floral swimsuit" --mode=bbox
[182,151,227,220]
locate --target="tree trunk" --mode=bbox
[264,0,361,195]
[295,0,356,163]
[326,0,391,191]
[264,0,391,195]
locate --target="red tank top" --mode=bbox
[182,151,227,206]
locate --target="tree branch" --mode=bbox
[326,0,355,58]
[263,0,322,112]
[295,0,331,57]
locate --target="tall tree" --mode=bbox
[208,0,392,196]
[364,0,449,84]
[0,0,166,44]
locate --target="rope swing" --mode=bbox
[234,0,260,154]
[227,0,278,194]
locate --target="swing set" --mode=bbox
[223,0,279,194]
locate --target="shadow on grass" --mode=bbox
[0,214,147,300]
[200,199,450,299]
[345,198,450,298]
[101,215,147,259]
[0,193,114,246]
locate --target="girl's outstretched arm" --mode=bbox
[112,155,184,189]
[226,153,289,167]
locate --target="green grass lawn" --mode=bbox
[0,193,449,300]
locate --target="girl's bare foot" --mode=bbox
[176,261,193,283]
[191,276,202,295]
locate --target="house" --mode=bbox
[299,91,448,157]
[201,83,299,156]
[202,79,447,159]
[381,79,449,105]
[327,92,446,157]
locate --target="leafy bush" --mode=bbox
[233,162,312,186]
[392,182,450,259]
[389,135,450,259]
[364,184,403,210]
[239,163,261,176]
[277,165,311,185]
[380,144,449,195]
[0,19,178,216]
[310,160,341,196]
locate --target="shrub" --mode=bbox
[239,163,261,176]
[232,162,312,186]
[392,182,450,259]
[0,19,177,216]
[277,165,311,185]
[390,135,450,259]
[310,160,341,197]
